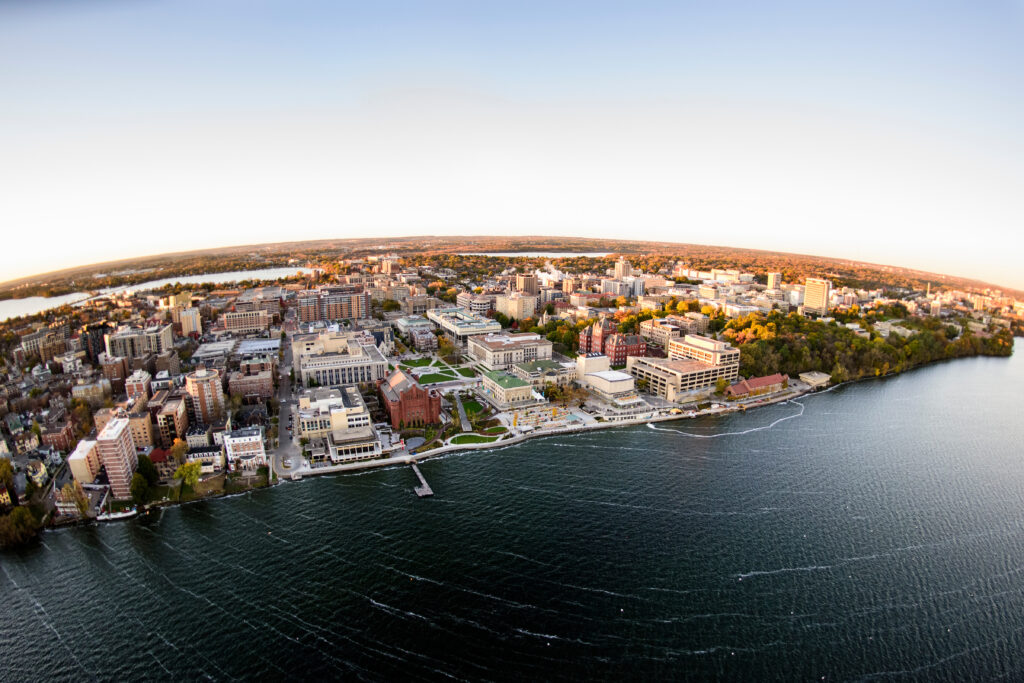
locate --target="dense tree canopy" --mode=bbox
[721,311,1013,382]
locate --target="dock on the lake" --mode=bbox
[411,464,433,497]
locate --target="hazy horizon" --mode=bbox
[0,234,1018,296]
[2,1,1021,288]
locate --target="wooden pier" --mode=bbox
[411,464,433,497]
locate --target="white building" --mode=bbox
[68,439,100,485]
[426,307,502,348]
[803,278,832,316]
[468,333,553,371]
[495,292,538,321]
[223,427,267,472]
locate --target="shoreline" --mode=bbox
[43,348,1015,531]
[274,383,813,479]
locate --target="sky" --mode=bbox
[1,0,1022,289]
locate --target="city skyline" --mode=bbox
[1,0,1021,288]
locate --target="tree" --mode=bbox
[136,453,159,487]
[130,473,150,506]
[174,461,202,489]
[0,458,13,490]
[714,377,729,396]
[63,481,90,517]
[382,299,402,312]
[169,438,188,467]
[0,506,40,549]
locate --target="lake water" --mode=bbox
[2,346,1022,680]
[0,268,307,322]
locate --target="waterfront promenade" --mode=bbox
[274,382,812,481]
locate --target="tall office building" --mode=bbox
[96,417,138,500]
[180,307,202,336]
[614,257,633,280]
[767,272,782,290]
[803,278,832,316]
[515,273,539,296]
[185,366,225,425]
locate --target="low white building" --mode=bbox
[468,333,553,372]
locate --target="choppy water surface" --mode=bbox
[3,348,1023,681]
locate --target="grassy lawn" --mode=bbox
[418,372,455,384]
[179,473,225,501]
[150,484,180,502]
[456,367,476,378]
[483,426,507,434]
[462,399,484,414]
[225,474,268,493]
[451,434,499,445]
[405,357,434,367]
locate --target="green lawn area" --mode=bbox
[405,357,434,367]
[462,399,484,414]
[418,372,456,384]
[456,367,476,378]
[451,434,499,444]
[483,426,507,434]
[150,484,179,502]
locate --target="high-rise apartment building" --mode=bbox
[180,307,202,336]
[125,369,152,402]
[803,278,832,316]
[221,309,270,334]
[297,287,371,323]
[614,257,633,280]
[96,417,138,500]
[105,323,173,358]
[495,292,538,322]
[150,391,188,448]
[767,272,782,290]
[515,274,539,296]
[185,367,225,426]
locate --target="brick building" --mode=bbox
[40,420,75,453]
[228,370,275,401]
[578,318,617,355]
[603,333,647,366]
[379,370,441,429]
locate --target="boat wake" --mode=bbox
[646,401,805,439]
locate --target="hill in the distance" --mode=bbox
[0,236,1018,300]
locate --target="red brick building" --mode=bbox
[603,333,647,366]
[379,370,441,430]
[228,370,275,401]
[41,420,75,452]
[578,318,617,355]
[725,373,787,399]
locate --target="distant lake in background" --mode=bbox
[0,267,307,322]
[459,251,611,258]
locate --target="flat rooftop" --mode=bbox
[632,357,715,374]
[587,370,633,381]
[483,370,530,389]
